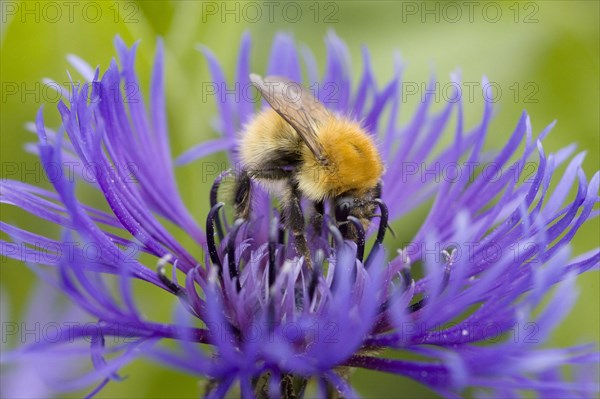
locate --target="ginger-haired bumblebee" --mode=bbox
[232,74,384,268]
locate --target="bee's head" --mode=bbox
[334,181,382,239]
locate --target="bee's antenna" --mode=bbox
[386,224,397,238]
[226,219,245,292]
[373,214,396,237]
[206,202,225,270]
[347,216,365,263]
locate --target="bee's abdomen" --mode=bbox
[296,118,384,201]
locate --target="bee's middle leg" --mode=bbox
[310,200,325,235]
[238,168,292,222]
[281,181,312,270]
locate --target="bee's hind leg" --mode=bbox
[233,169,252,220]
[281,181,312,270]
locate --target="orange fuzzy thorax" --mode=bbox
[296,117,383,201]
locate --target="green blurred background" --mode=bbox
[1,1,598,398]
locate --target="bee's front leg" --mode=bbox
[310,200,325,236]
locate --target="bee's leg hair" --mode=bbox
[233,169,252,220]
[278,206,287,245]
[310,200,325,235]
[374,180,382,199]
[281,181,312,270]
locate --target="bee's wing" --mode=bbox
[250,74,330,166]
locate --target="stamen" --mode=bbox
[210,171,230,240]
[295,378,308,398]
[268,216,278,288]
[377,300,389,314]
[227,219,244,292]
[347,216,365,262]
[156,254,185,298]
[441,248,456,292]
[365,199,389,268]
[206,202,224,270]
[408,297,428,313]
[397,249,412,290]
[266,291,276,330]
[157,254,177,290]
[378,251,412,315]
[309,249,325,301]
[374,199,388,245]
[408,249,455,313]
[281,374,295,399]
[327,223,345,292]
[327,223,344,248]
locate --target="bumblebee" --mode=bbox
[232,74,384,267]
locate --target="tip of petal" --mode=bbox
[66,54,95,81]
[113,34,126,49]
[153,37,164,60]
[196,43,212,57]
[450,69,462,84]
[392,50,404,69]
[34,107,47,144]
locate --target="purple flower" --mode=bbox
[1,32,599,398]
